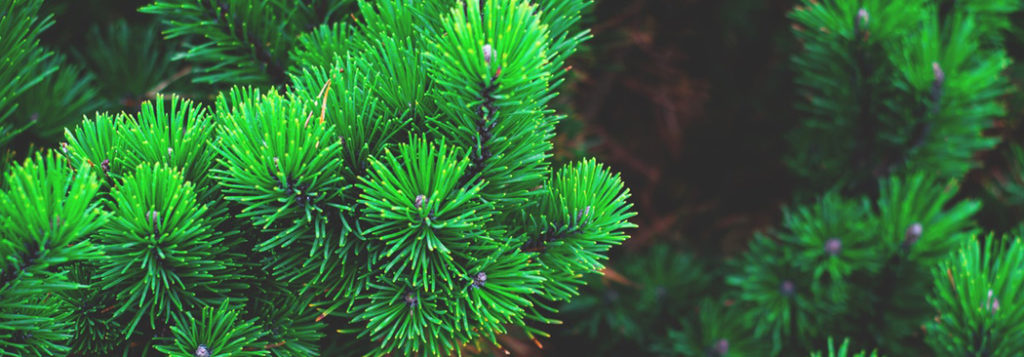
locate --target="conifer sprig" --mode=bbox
[0,0,631,355]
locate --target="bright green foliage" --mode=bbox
[213,87,346,252]
[810,337,881,357]
[357,137,492,291]
[926,236,1024,357]
[787,0,1015,193]
[726,173,979,355]
[2,0,632,355]
[426,0,557,209]
[289,22,352,72]
[288,55,406,175]
[121,96,220,197]
[96,163,247,336]
[154,299,267,357]
[529,159,637,302]
[0,152,107,356]
[62,96,220,194]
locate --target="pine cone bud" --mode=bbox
[932,62,945,84]
[987,289,1000,313]
[824,237,842,256]
[903,222,923,248]
[414,194,427,209]
[577,205,591,222]
[403,292,417,307]
[195,344,210,357]
[483,44,494,65]
[780,280,796,297]
[149,211,160,235]
[101,159,110,174]
[471,271,487,289]
[931,62,944,112]
[711,339,729,356]
[856,8,868,32]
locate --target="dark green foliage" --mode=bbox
[0,0,53,146]
[787,0,1015,193]
[659,299,766,357]
[76,19,186,108]
[728,232,827,353]
[556,244,712,355]
[926,236,1024,356]
[248,286,325,356]
[982,143,1024,231]
[725,173,979,355]
[9,54,101,145]
[810,337,880,357]
[0,0,100,151]
[65,263,123,355]
[555,0,1024,356]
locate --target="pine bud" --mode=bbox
[471,271,487,289]
[149,211,160,235]
[414,194,427,209]
[195,344,210,357]
[577,205,591,222]
[931,62,944,113]
[824,237,842,256]
[932,62,945,84]
[482,43,493,65]
[856,8,868,31]
[987,289,1000,313]
[780,280,796,297]
[711,339,729,356]
[167,147,174,159]
[101,159,110,174]
[403,292,417,307]
[903,222,922,247]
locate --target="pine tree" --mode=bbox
[0,0,641,355]
[787,0,1014,194]
[553,1,1024,356]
